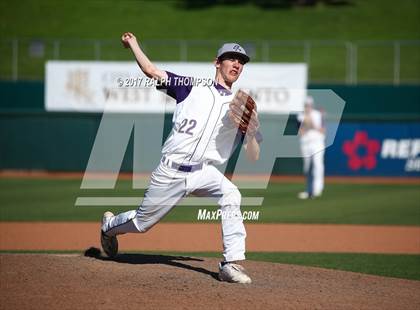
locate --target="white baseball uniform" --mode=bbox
[102,71,262,262]
[297,107,325,197]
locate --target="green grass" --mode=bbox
[172,251,420,281]
[0,0,419,82]
[2,0,419,40]
[246,252,420,281]
[2,250,419,281]
[0,178,419,225]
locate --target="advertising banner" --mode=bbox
[325,122,420,176]
[45,61,307,114]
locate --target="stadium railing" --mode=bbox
[0,39,419,84]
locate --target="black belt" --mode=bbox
[162,156,203,172]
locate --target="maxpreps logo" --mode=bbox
[342,130,420,172]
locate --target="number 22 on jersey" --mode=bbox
[177,119,197,136]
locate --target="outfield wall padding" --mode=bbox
[0,82,419,175]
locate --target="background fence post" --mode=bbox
[180,40,188,61]
[352,42,358,85]
[262,41,270,62]
[393,41,400,85]
[12,39,18,81]
[94,40,101,60]
[346,42,352,85]
[304,40,311,68]
[53,40,60,59]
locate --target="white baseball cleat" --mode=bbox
[100,211,118,258]
[298,191,310,199]
[218,262,252,284]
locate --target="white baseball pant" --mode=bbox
[301,141,325,196]
[102,160,246,262]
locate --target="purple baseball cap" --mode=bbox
[216,43,250,63]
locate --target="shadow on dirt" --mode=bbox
[84,247,219,280]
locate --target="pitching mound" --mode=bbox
[1,252,419,310]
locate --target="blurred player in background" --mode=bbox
[297,96,326,199]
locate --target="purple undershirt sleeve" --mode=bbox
[156,71,193,104]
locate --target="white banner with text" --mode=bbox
[45,61,307,113]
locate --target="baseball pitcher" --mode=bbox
[100,32,262,284]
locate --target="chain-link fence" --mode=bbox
[1,39,419,84]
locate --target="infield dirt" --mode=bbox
[1,222,420,254]
[1,253,419,310]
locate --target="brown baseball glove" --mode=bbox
[228,90,259,136]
